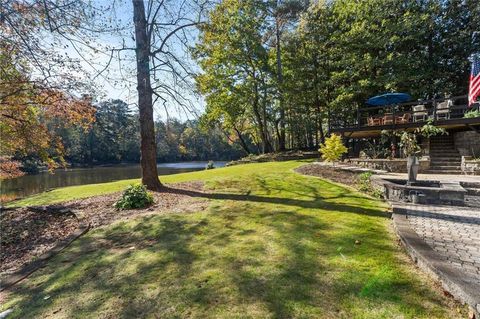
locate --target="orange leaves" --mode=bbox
[37,90,96,129]
[0,75,95,175]
[0,156,25,179]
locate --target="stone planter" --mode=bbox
[407,155,419,184]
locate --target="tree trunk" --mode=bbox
[132,0,162,191]
[233,126,251,154]
[275,10,286,151]
[252,82,272,154]
[312,53,325,145]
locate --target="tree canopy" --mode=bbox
[195,0,480,152]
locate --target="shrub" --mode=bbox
[319,134,348,164]
[205,160,215,170]
[415,119,447,138]
[363,141,390,159]
[464,109,480,118]
[358,172,373,192]
[115,184,154,210]
[357,172,383,198]
[399,132,420,157]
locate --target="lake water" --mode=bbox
[1,161,227,199]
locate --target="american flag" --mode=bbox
[469,54,480,106]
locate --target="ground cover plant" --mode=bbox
[114,184,154,210]
[0,161,464,318]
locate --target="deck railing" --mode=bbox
[329,95,479,131]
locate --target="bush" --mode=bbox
[357,172,383,198]
[205,160,215,170]
[415,119,447,138]
[319,134,348,163]
[464,109,480,118]
[358,172,373,192]
[399,132,420,157]
[115,184,154,210]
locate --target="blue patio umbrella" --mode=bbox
[366,93,412,106]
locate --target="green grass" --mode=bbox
[1,161,461,318]
[8,161,303,207]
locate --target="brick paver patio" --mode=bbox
[313,162,480,313]
[401,204,480,281]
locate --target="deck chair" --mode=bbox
[412,105,427,122]
[395,112,411,124]
[367,117,382,126]
[436,100,451,120]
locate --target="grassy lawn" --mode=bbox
[1,161,460,318]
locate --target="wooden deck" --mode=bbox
[329,95,480,138]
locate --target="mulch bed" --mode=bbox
[295,163,361,187]
[0,207,80,275]
[0,181,208,275]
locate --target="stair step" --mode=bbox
[430,150,460,157]
[424,170,462,174]
[430,158,460,161]
[430,146,457,149]
[430,149,459,151]
[428,166,461,170]
[430,156,460,160]
[430,154,460,157]
[430,156,460,159]
[429,153,459,156]
[430,141,454,144]
[429,145,455,148]
[430,161,461,165]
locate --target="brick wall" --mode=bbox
[453,131,480,157]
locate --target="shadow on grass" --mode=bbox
[5,215,205,318]
[3,176,452,318]
[162,184,389,219]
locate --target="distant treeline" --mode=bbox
[17,99,247,173]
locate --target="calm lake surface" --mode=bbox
[1,161,227,199]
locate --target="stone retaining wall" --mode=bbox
[226,151,319,166]
[454,131,480,157]
[461,156,480,175]
[346,157,430,173]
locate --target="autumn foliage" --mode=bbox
[0,49,95,178]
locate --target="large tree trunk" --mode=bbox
[132,0,162,191]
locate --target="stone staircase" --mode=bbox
[427,135,462,174]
